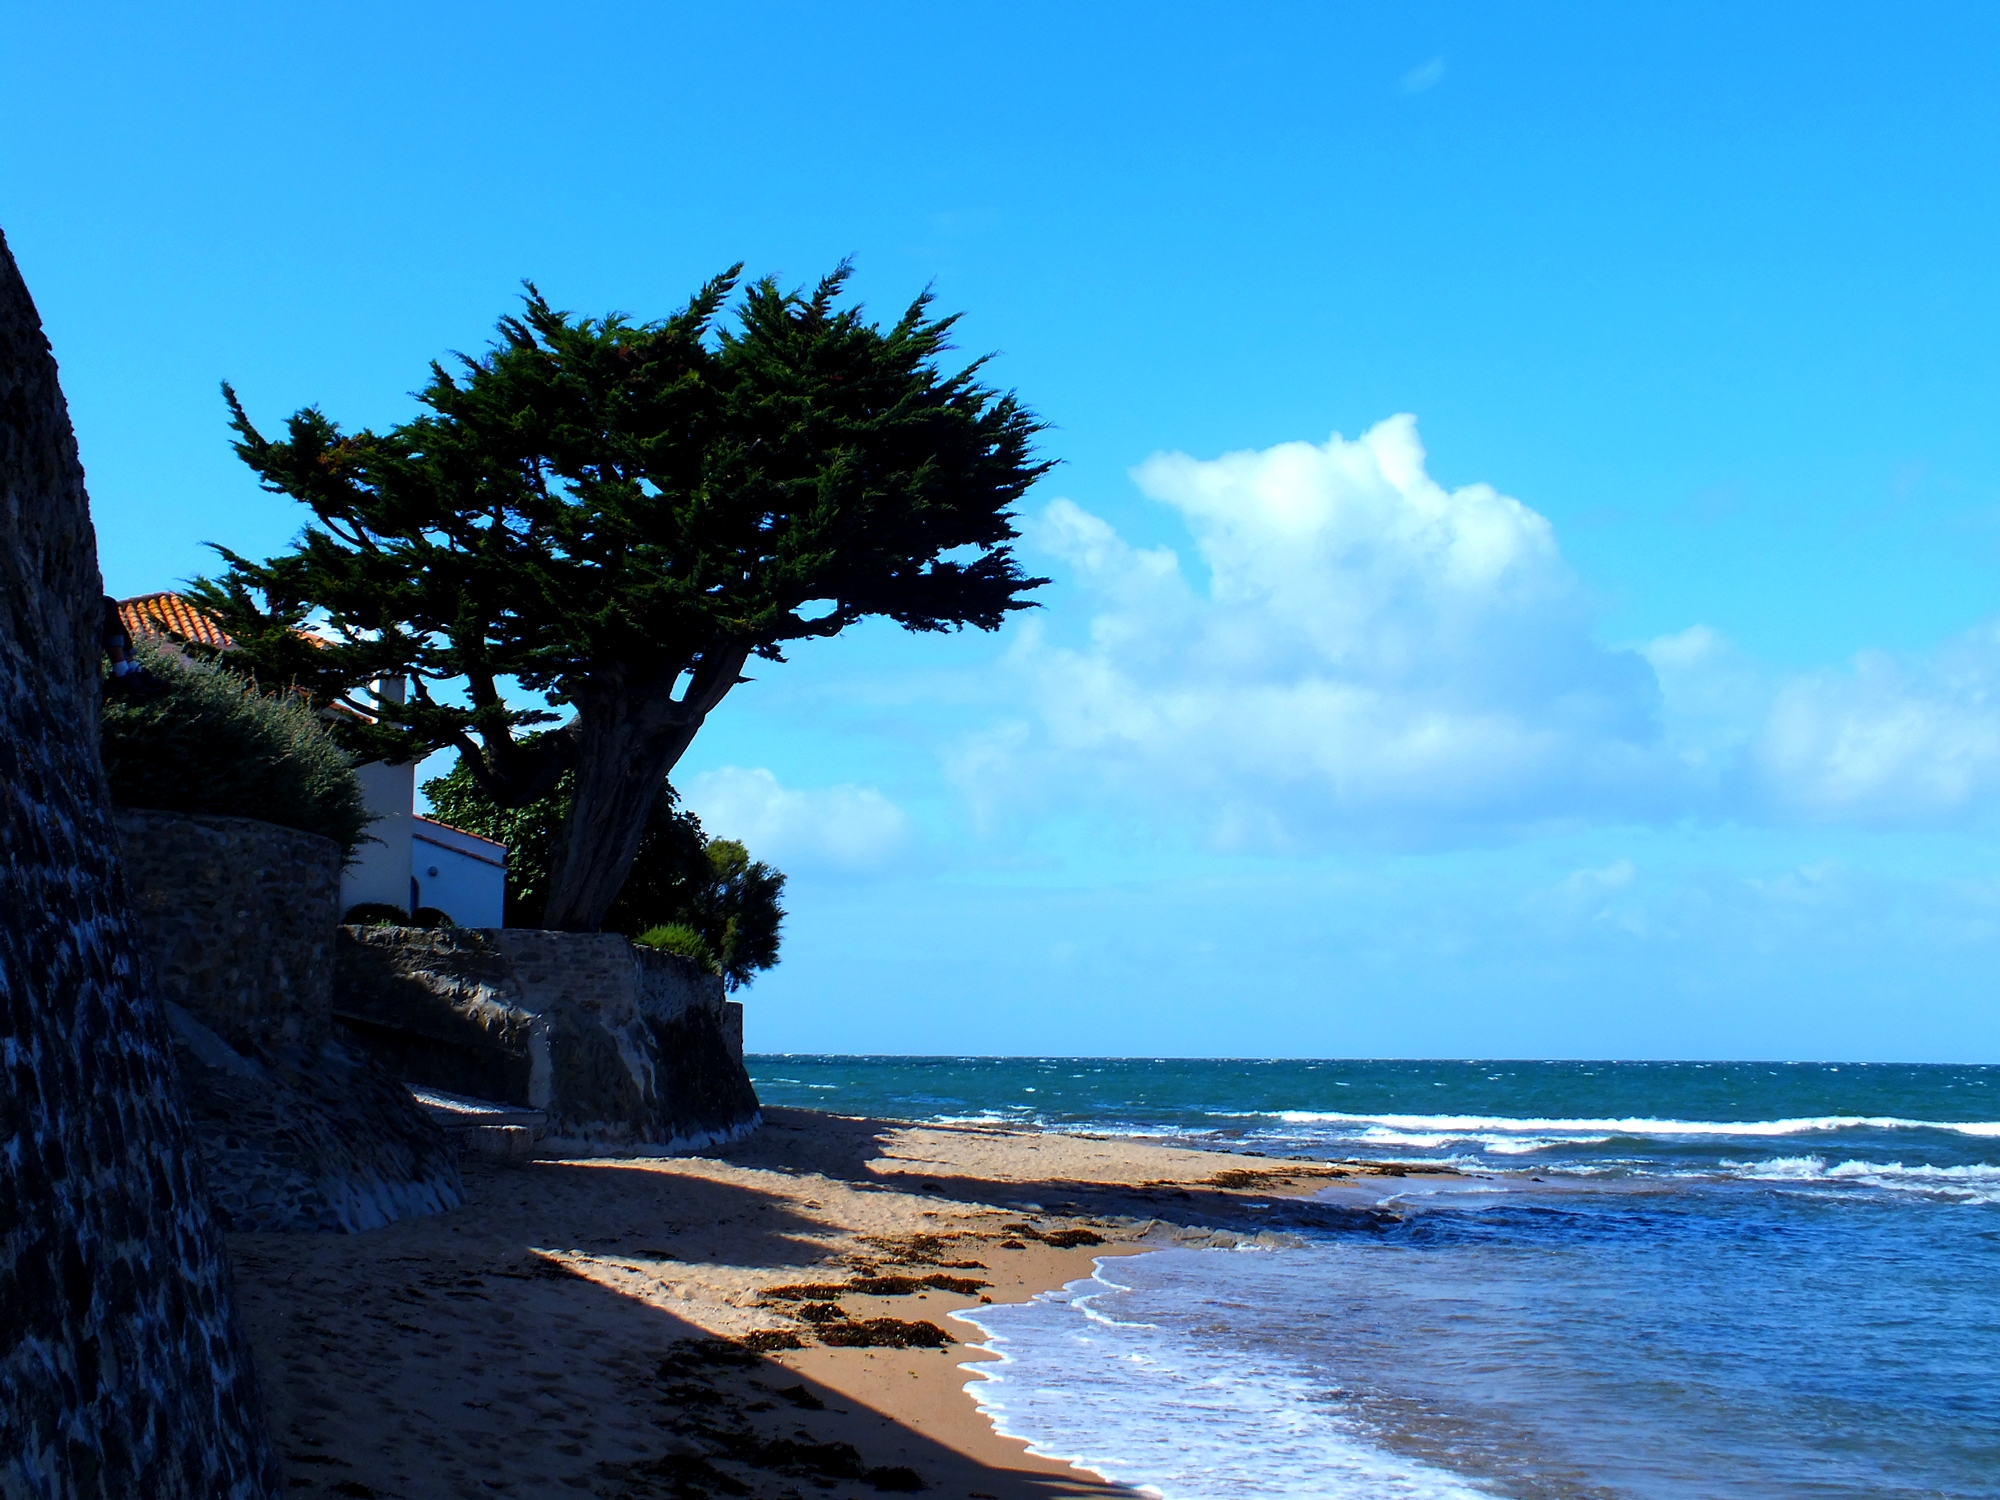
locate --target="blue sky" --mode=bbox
[8,2,2000,1059]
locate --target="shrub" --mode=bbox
[101,640,372,858]
[634,923,719,973]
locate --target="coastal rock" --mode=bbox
[332,925,761,1153]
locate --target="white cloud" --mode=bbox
[1756,625,2000,821]
[995,416,1669,843]
[948,415,2000,844]
[680,767,910,871]
[1567,858,1636,894]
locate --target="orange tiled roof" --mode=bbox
[118,592,235,650]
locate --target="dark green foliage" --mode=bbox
[673,838,785,985]
[339,902,458,929]
[194,265,1049,929]
[633,923,716,971]
[100,640,371,858]
[423,755,784,988]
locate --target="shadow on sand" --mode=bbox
[234,1137,1134,1499]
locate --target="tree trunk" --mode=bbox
[0,229,279,1496]
[540,649,748,932]
[540,721,689,932]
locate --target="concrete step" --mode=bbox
[405,1085,547,1137]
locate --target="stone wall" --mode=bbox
[334,927,760,1153]
[110,807,462,1234]
[0,226,278,1496]
[114,808,341,1051]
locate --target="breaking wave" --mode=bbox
[1246,1110,2000,1140]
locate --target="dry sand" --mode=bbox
[232,1107,1390,1499]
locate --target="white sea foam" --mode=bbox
[1345,1126,1617,1156]
[1256,1110,2000,1141]
[1723,1155,2000,1204]
[954,1265,1495,1500]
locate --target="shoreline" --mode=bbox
[232,1106,1403,1498]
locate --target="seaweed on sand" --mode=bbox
[857,1233,986,1268]
[816,1318,952,1350]
[1000,1224,1104,1248]
[764,1272,989,1302]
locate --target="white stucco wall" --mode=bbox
[411,817,506,927]
[340,758,416,915]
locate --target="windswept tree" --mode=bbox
[196,266,1049,930]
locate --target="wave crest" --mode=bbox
[1256,1111,2000,1140]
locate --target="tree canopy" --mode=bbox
[195,266,1048,929]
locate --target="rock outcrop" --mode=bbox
[334,926,760,1153]
[0,227,278,1496]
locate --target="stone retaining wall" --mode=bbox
[333,927,759,1152]
[111,807,463,1233]
[114,807,341,1052]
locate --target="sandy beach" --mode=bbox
[231,1106,1377,1499]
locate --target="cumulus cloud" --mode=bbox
[952,415,2000,844]
[994,416,1670,843]
[932,412,2000,848]
[1644,618,2000,821]
[680,767,910,871]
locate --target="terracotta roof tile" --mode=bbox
[118,592,234,649]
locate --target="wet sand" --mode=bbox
[230,1107,1375,1499]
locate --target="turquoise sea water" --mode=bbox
[748,1057,2000,1499]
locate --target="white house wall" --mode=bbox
[341,759,416,915]
[411,818,506,928]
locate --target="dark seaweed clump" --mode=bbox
[859,1234,984,1268]
[764,1272,988,1301]
[1002,1224,1105,1248]
[817,1318,952,1349]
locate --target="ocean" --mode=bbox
[746,1057,2000,1499]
